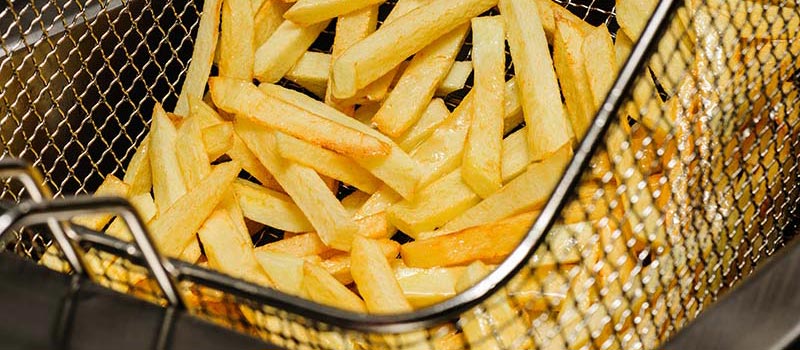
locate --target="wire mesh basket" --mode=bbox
[0,0,799,349]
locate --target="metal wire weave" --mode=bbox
[1,0,799,349]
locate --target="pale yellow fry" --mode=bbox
[442,146,572,233]
[326,5,379,111]
[254,19,330,83]
[499,126,530,182]
[254,251,304,295]
[456,261,530,350]
[285,51,331,98]
[284,0,384,26]
[331,0,497,98]
[303,262,367,312]
[106,193,158,241]
[189,96,225,127]
[258,83,422,198]
[616,0,658,40]
[583,24,616,112]
[233,178,314,232]
[351,236,412,313]
[210,77,390,158]
[219,0,254,80]
[228,135,283,192]
[372,24,468,137]
[202,122,234,161]
[395,263,465,308]
[435,60,472,96]
[463,16,505,198]
[355,186,402,219]
[175,0,222,116]
[200,209,273,287]
[73,174,129,230]
[176,117,211,187]
[275,132,381,193]
[149,103,187,212]
[150,161,240,257]
[219,190,251,243]
[320,239,399,284]
[500,0,574,160]
[395,98,450,151]
[553,15,594,140]
[254,0,292,47]
[122,135,151,196]
[234,118,358,251]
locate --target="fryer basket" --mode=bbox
[0,0,799,349]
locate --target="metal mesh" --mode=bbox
[1,0,799,349]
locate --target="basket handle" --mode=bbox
[0,195,185,308]
[0,159,88,276]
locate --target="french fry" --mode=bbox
[174,0,222,116]
[219,190,251,243]
[258,84,422,198]
[73,174,130,230]
[234,118,358,250]
[500,0,574,160]
[582,24,617,111]
[122,135,151,196]
[351,236,412,313]
[150,161,240,257]
[275,132,382,193]
[331,0,497,98]
[254,0,292,47]
[210,77,390,158]
[499,126,531,182]
[149,103,187,212]
[395,98,450,151]
[372,24,469,137]
[463,16,505,197]
[353,103,381,125]
[227,134,283,192]
[440,145,571,233]
[553,15,594,140]
[400,211,537,268]
[253,19,330,83]
[218,0,254,80]
[284,0,384,27]
[456,261,531,350]
[256,232,331,257]
[233,178,314,232]
[615,30,634,73]
[175,117,211,187]
[106,193,158,241]
[616,0,659,40]
[254,251,304,295]
[435,60,472,96]
[325,5,380,112]
[200,209,273,287]
[394,264,466,307]
[285,51,331,98]
[302,262,367,312]
[341,191,372,214]
[189,96,226,127]
[320,239,400,284]
[534,0,591,43]
[201,122,234,161]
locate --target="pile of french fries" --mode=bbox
[38,0,800,348]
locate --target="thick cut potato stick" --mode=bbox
[395,98,450,151]
[331,0,497,98]
[149,104,187,212]
[233,178,314,232]
[320,239,400,284]
[394,264,466,308]
[553,15,594,140]
[500,0,574,160]
[228,135,283,192]
[582,24,617,112]
[401,211,537,268]
[441,146,572,233]
[254,19,330,83]
[176,117,211,187]
[218,0,254,80]
[189,96,225,127]
[303,262,367,312]
[372,24,468,137]
[285,51,330,98]
[284,0,384,26]
[200,210,273,287]
[535,0,591,43]
[175,0,222,116]
[342,191,371,214]
[210,77,390,158]
[463,16,505,197]
[234,118,358,251]
[435,60,472,96]
[73,175,129,231]
[275,132,381,193]
[256,232,331,257]
[499,126,531,182]
[615,30,634,73]
[325,5,379,112]
[201,122,234,161]
[254,0,292,47]
[151,161,240,257]
[351,236,412,313]
[123,135,151,196]
[616,0,659,40]
[254,251,304,295]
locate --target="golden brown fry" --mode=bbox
[400,211,537,268]
[218,0,254,80]
[256,232,331,257]
[201,122,234,161]
[72,174,129,231]
[254,19,330,83]
[616,0,659,40]
[175,0,222,116]
[284,0,384,26]
[233,178,314,233]
[122,135,151,196]
[254,0,292,47]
